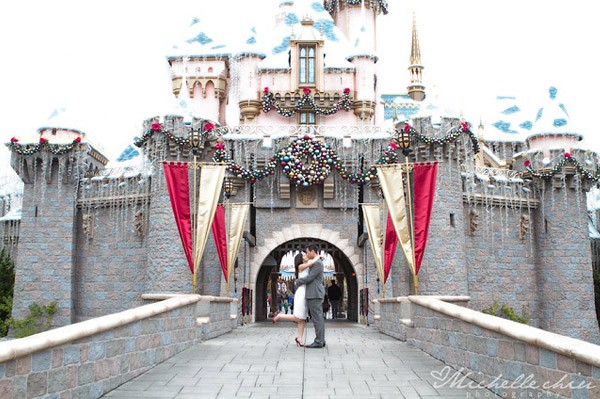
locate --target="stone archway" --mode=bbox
[250,224,364,322]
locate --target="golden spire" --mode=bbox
[407,11,425,102]
[409,12,421,66]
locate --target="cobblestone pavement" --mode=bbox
[104,322,500,398]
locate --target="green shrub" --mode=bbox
[9,301,58,338]
[482,301,530,324]
[0,249,15,337]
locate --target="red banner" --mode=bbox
[383,212,397,284]
[211,204,228,281]
[163,162,193,273]
[413,163,438,275]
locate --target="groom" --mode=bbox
[295,244,326,348]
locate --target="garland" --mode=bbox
[524,153,600,182]
[402,121,480,154]
[261,87,352,118]
[133,121,215,148]
[7,136,82,156]
[213,135,398,186]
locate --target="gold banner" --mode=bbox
[193,164,227,278]
[361,203,386,297]
[226,203,249,295]
[376,165,415,276]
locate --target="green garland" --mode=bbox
[213,135,398,186]
[403,121,480,154]
[134,121,215,148]
[7,137,82,156]
[524,153,600,182]
[261,87,352,118]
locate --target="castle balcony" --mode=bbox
[460,164,539,208]
[264,89,353,111]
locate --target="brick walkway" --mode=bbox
[104,322,500,398]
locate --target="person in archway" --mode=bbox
[296,245,325,348]
[327,280,342,319]
[273,252,319,346]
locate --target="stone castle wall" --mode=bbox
[7,126,600,342]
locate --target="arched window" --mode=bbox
[299,45,316,85]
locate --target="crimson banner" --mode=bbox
[211,204,227,281]
[383,212,397,283]
[413,163,438,275]
[163,162,193,273]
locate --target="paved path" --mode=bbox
[104,322,499,398]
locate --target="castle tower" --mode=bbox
[9,122,108,327]
[236,27,266,124]
[519,87,598,342]
[325,0,388,52]
[168,56,228,125]
[327,0,387,123]
[407,13,425,102]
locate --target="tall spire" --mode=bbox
[409,12,421,65]
[407,12,425,102]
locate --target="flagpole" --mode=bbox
[191,155,198,293]
[397,124,418,295]
[189,126,202,294]
[402,159,418,295]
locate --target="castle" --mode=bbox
[2,0,599,344]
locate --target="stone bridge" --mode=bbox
[0,295,599,398]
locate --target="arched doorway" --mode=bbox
[255,238,358,322]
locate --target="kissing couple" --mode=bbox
[273,245,326,348]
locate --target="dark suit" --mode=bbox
[296,259,325,346]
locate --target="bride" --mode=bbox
[273,252,319,346]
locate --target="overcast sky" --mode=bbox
[0,0,598,163]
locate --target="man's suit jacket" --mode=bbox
[296,259,324,299]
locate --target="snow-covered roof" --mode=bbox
[168,17,233,58]
[169,1,358,71]
[410,93,460,122]
[526,86,582,140]
[479,95,533,143]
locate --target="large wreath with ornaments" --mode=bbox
[213,135,397,186]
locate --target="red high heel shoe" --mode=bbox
[295,337,305,347]
[272,311,279,324]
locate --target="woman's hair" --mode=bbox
[294,252,304,279]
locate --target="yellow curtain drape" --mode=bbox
[226,203,249,295]
[361,203,386,297]
[376,164,415,277]
[193,164,227,286]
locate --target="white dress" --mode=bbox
[293,269,309,319]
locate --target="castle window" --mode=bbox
[299,45,316,85]
[299,111,316,125]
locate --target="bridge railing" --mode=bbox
[0,294,236,399]
[375,296,600,398]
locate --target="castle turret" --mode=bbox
[167,18,231,125]
[8,116,108,327]
[236,27,267,124]
[517,87,598,343]
[325,0,388,52]
[407,13,425,102]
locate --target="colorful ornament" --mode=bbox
[213,135,399,186]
